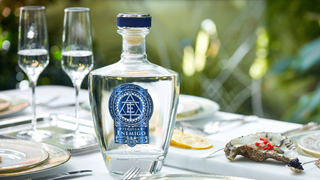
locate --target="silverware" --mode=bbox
[281,122,320,136]
[39,103,76,109]
[203,115,258,134]
[201,147,224,159]
[179,115,258,135]
[203,121,220,134]
[120,167,141,180]
[36,95,79,109]
[24,170,92,180]
[35,95,60,106]
[0,134,16,139]
[177,121,208,135]
[66,144,99,154]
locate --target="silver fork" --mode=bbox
[36,95,60,106]
[179,115,258,135]
[203,115,258,134]
[120,167,141,180]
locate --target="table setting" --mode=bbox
[2,85,320,180]
[1,5,320,180]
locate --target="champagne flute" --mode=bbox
[17,6,52,142]
[60,7,96,146]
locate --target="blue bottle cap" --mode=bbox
[117,13,151,28]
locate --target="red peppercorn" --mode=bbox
[260,138,269,144]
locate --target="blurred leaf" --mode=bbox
[285,83,320,123]
[271,57,293,74]
[295,37,320,73]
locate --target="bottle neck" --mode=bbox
[118,29,149,61]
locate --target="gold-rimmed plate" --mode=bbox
[297,131,320,158]
[0,142,49,173]
[0,139,71,177]
[0,94,29,117]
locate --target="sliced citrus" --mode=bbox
[170,130,189,148]
[180,134,213,149]
[171,130,182,145]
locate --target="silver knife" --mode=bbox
[24,170,92,180]
[280,122,320,136]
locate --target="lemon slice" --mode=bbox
[180,134,213,149]
[171,130,182,145]
[170,130,189,148]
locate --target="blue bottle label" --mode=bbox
[109,84,153,147]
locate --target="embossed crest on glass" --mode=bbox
[89,13,180,175]
[17,6,52,142]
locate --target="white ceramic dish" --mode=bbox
[297,131,320,157]
[176,95,219,121]
[0,139,70,177]
[0,142,49,172]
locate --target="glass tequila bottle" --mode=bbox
[89,13,180,175]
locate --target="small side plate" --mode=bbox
[0,139,70,177]
[297,131,320,158]
[176,95,220,121]
[0,142,49,172]
[0,149,27,168]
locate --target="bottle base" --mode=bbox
[103,153,164,175]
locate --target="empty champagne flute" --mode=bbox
[17,6,52,141]
[60,7,96,146]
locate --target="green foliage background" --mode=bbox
[1,0,320,124]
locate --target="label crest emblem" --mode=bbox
[109,84,153,147]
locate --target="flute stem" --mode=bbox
[31,80,37,132]
[74,83,80,137]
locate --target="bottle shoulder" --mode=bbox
[90,60,178,77]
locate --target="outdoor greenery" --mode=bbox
[1,0,320,124]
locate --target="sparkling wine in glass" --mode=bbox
[17,6,52,142]
[60,7,96,146]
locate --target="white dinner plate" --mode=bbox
[176,95,219,121]
[0,141,49,172]
[80,94,219,121]
[0,94,29,117]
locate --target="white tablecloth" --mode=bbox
[0,85,319,180]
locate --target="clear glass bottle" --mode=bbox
[89,13,180,175]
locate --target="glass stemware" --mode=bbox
[60,7,96,146]
[17,6,52,142]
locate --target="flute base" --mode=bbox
[59,133,97,148]
[16,129,52,142]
